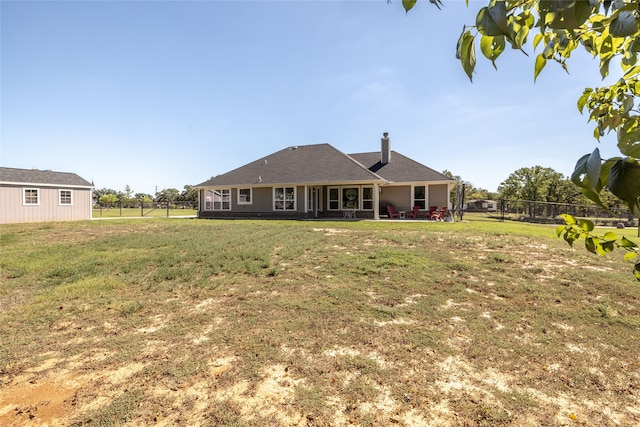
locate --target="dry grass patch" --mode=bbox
[1,219,639,426]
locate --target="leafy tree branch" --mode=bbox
[557,214,640,279]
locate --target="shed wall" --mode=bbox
[0,185,92,224]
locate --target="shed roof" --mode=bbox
[0,167,93,188]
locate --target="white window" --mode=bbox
[328,187,339,210]
[362,187,373,210]
[23,188,39,205]
[237,188,252,205]
[204,189,231,210]
[342,187,359,210]
[412,185,426,209]
[59,189,72,205]
[274,187,296,210]
[328,186,373,211]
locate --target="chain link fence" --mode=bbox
[496,199,637,228]
[93,200,198,218]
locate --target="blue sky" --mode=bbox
[1,0,623,195]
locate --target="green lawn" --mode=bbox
[1,218,638,426]
[92,207,197,218]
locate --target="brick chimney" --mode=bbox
[381,132,391,164]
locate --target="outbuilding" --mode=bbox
[0,167,94,224]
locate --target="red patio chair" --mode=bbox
[405,206,421,219]
[431,207,447,221]
[385,204,401,219]
[423,206,438,219]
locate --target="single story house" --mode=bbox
[195,133,456,220]
[0,167,94,224]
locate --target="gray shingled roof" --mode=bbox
[196,143,453,187]
[349,151,453,183]
[196,144,385,187]
[0,167,93,188]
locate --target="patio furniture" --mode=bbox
[343,209,357,219]
[405,206,421,219]
[431,207,447,221]
[423,206,438,219]
[386,204,401,219]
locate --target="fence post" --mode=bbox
[500,199,505,222]
[141,201,144,217]
[167,202,170,218]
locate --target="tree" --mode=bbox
[399,0,639,279]
[499,166,564,200]
[155,188,180,203]
[180,185,198,202]
[120,185,135,208]
[99,193,119,207]
[134,193,153,204]
[123,185,133,199]
[498,166,576,216]
[94,188,119,206]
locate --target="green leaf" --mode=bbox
[556,225,567,237]
[559,213,576,225]
[585,236,597,254]
[610,11,639,37]
[623,64,640,78]
[609,157,640,214]
[586,147,602,193]
[539,0,582,29]
[573,0,593,27]
[634,262,640,281]
[458,30,476,82]
[487,1,509,34]
[513,12,532,49]
[603,231,618,241]
[600,239,615,254]
[618,127,640,158]
[620,236,639,249]
[402,0,417,13]
[577,89,592,114]
[563,229,580,247]
[600,56,612,79]
[533,33,544,50]
[480,35,506,69]
[476,6,505,36]
[534,54,547,82]
[585,237,613,256]
[571,153,591,186]
[624,252,639,262]
[577,219,595,232]
[600,158,619,188]
[581,186,605,207]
